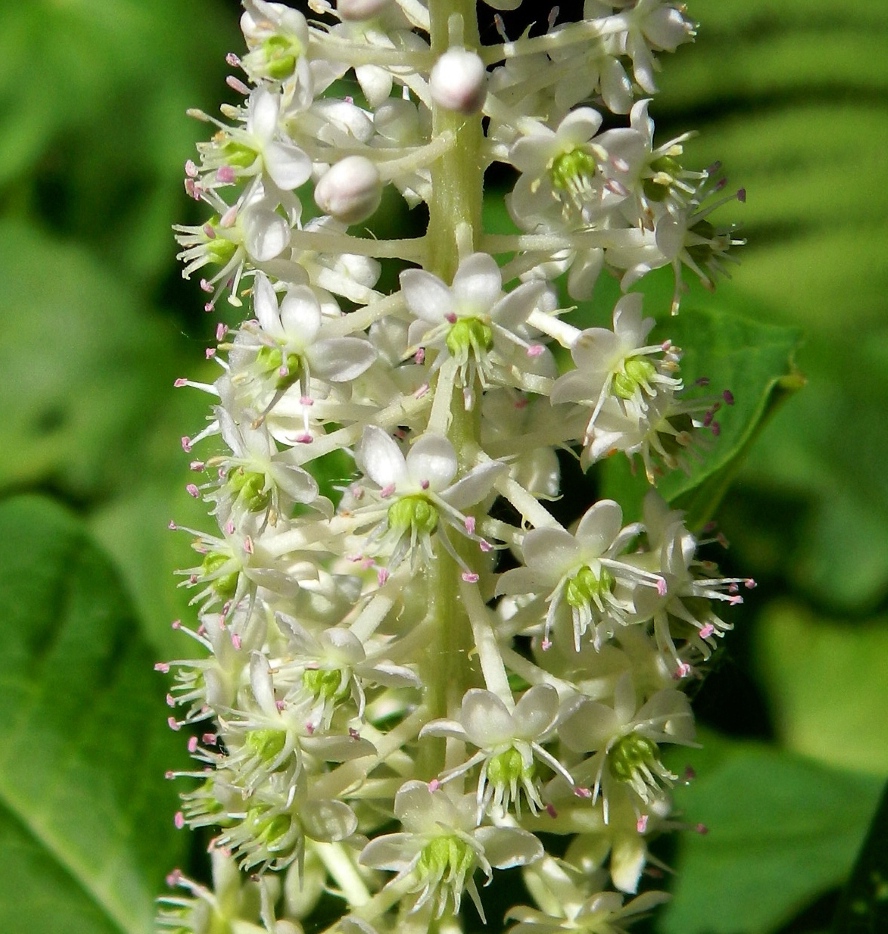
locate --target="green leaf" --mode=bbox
[0,0,239,284]
[832,780,888,934]
[659,733,883,934]
[754,603,888,775]
[0,220,180,501]
[0,495,188,933]
[599,303,802,526]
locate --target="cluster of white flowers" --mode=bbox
[159,2,750,933]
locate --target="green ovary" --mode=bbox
[609,733,660,782]
[261,34,302,80]
[487,748,533,787]
[446,317,493,358]
[245,728,288,765]
[566,566,615,609]
[205,233,237,266]
[613,356,657,400]
[643,154,682,201]
[256,346,302,390]
[387,495,439,534]
[549,147,597,191]
[221,139,258,170]
[303,667,348,701]
[228,467,270,512]
[200,552,239,600]
[248,807,291,848]
[417,835,475,881]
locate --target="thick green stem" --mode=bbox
[427,0,484,281]
[415,0,488,781]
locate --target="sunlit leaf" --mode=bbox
[754,603,888,775]
[0,496,188,932]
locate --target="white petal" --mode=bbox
[406,433,458,491]
[420,718,469,741]
[244,207,290,261]
[249,652,278,718]
[443,460,507,510]
[612,671,637,726]
[319,627,365,664]
[521,528,582,577]
[301,798,358,842]
[310,337,377,382]
[575,500,623,557]
[462,689,515,747]
[476,827,543,869]
[513,684,559,739]
[247,87,280,143]
[558,107,603,146]
[251,272,282,337]
[451,253,502,315]
[359,834,415,871]
[559,698,620,752]
[280,285,322,345]
[400,268,454,322]
[264,141,312,190]
[490,280,546,330]
[356,426,409,489]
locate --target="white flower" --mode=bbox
[625,491,753,673]
[240,271,377,428]
[510,109,614,224]
[421,685,573,817]
[240,0,312,85]
[497,500,658,650]
[216,653,376,794]
[205,407,329,525]
[275,614,420,724]
[551,293,682,432]
[359,780,543,919]
[157,849,270,934]
[556,672,695,819]
[401,252,549,394]
[351,426,507,574]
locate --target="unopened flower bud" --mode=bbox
[430,48,487,115]
[337,0,391,21]
[314,156,382,224]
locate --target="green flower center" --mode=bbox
[565,566,615,609]
[204,223,238,266]
[549,147,597,192]
[227,467,270,512]
[260,34,303,80]
[387,495,439,534]
[417,835,475,880]
[221,139,258,170]
[613,356,657,400]
[256,346,302,390]
[245,728,288,765]
[303,667,349,701]
[247,807,291,848]
[200,551,239,600]
[487,747,534,787]
[643,154,683,201]
[445,316,493,358]
[609,733,660,782]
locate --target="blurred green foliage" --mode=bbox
[0,0,885,931]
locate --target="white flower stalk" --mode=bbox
[163,2,751,932]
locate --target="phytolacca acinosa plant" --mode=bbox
[158,2,751,933]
